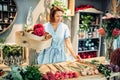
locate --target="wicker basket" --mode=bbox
[15,31,52,51]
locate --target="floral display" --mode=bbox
[16,23,52,51]
[42,71,78,80]
[75,4,94,12]
[99,13,120,39]
[98,13,120,60]
[32,24,45,36]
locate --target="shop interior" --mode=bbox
[0,0,120,80]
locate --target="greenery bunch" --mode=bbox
[3,65,42,80]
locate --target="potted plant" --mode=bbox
[78,14,94,38]
[2,44,23,66]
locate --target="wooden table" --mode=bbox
[0,57,120,80]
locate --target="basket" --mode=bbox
[15,31,52,51]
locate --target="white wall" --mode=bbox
[0,0,54,43]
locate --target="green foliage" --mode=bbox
[80,14,93,30]
[97,64,111,77]
[22,65,42,80]
[3,65,42,80]
[0,38,5,43]
[103,18,120,39]
[2,66,23,80]
[90,60,99,65]
[2,45,23,58]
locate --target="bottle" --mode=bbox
[3,4,7,11]
[0,4,2,11]
[0,25,2,32]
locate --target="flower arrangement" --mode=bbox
[25,23,45,37]
[32,24,45,36]
[98,13,120,60]
[98,13,120,39]
[15,23,52,51]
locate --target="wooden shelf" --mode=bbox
[0,0,17,35]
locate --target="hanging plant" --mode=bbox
[50,0,71,20]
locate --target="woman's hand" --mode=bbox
[75,55,84,62]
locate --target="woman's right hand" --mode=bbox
[75,55,84,62]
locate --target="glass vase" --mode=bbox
[105,37,114,62]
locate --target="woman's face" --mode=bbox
[54,11,63,23]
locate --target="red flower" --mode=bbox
[75,4,94,12]
[112,28,120,37]
[98,28,105,36]
[33,24,45,36]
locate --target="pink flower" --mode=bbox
[98,28,105,36]
[112,28,120,37]
[33,24,45,36]
[102,13,115,19]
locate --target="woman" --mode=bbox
[37,5,81,64]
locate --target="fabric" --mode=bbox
[37,22,71,64]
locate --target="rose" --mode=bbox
[112,28,120,37]
[33,24,45,36]
[33,28,45,36]
[98,28,105,36]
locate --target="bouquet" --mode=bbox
[15,23,52,51]
[32,24,45,36]
[98,13,120,60]
[98,13,120,39]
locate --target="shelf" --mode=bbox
[78,37,99,40]
[0,0,17,35]
[8,5,16,7]
[0,22,10,25]
[76,8,103,14]
[78,50,98,53]
[76,10,102,58]
[79,24,100,27]
[0,1,8,3]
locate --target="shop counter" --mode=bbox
[0,57,120,80]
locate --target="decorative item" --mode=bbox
[98,13,120,61]
[4,18,8,23]
[0,25,2,31]
[16,24,52,51]
[26,7,33,29]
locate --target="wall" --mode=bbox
[0,0,111,43]
[0,0,112,56]
[0,0,54,43]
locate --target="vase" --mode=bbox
[105,37,114,62]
